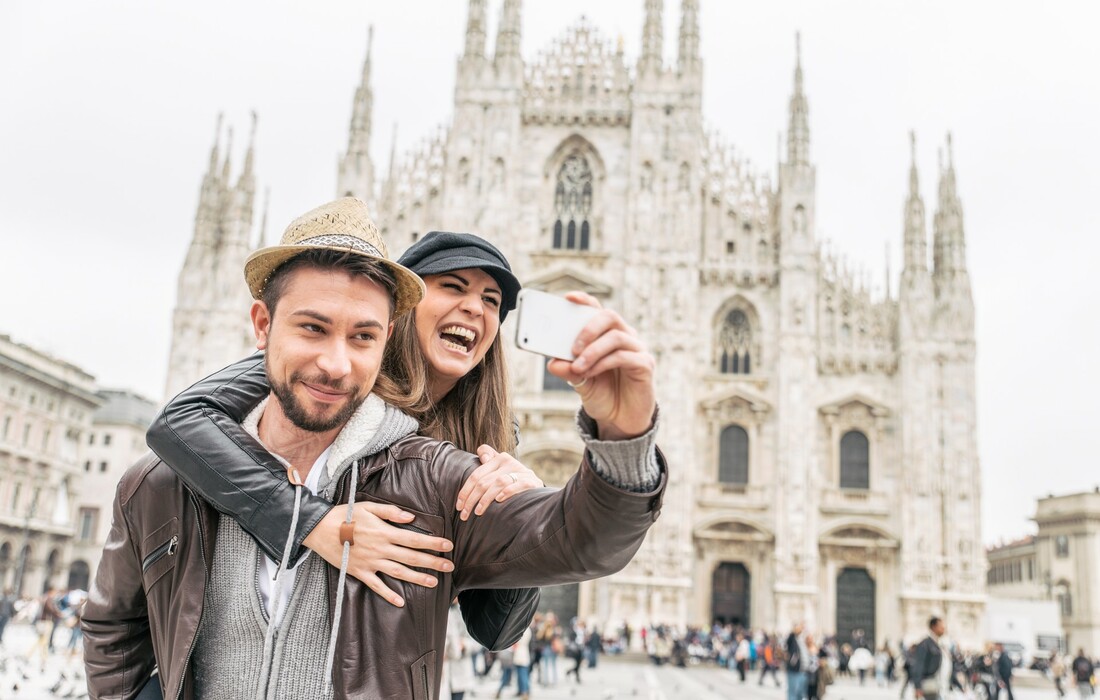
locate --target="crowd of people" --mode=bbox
[630,617,1100,700]
[0,587,86,664]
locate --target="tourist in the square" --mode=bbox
[786,622,811,700]
[994,641,1016,700]
[1072,649,1095,698]
[759,635,782,687]
[0,587,14,646]
[1051,653,1067,698]
[83,197,667,699]
[912,616,947,700]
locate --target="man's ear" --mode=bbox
[251,300,272,350]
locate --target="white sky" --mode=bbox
[1,1,1098,545]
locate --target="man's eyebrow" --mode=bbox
[291,310,332,325]
[290,310,383,330]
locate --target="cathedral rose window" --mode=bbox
[552,152,593,250]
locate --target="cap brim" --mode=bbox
[413,255,521,310]
[244,244,426,318]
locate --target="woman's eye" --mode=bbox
[442,282,462,291]
[484,296,500,307]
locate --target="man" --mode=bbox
[0,588,14,645]
[1072,649,1095,698]
[786,623,810,700]
[994,642,1016,700]
[912,616,947,700]
[82,197,666,699]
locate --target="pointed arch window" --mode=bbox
[718,309,753,374]
[839,430,870,489]
[718,425,749,486]
[552,153,593,251]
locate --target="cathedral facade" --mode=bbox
[165,0,984,646]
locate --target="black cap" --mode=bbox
[398,231,521,321]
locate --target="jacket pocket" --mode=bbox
[410,650,436,700]
[359,494,444,537]
[141,517,179,590]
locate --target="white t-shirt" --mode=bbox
[257,445,331,627]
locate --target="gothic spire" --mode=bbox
[345,25,374,157]
[677,0,700,75]
[241,110,257,182]
[388,123,398,180]
[638,0,663,76]
[221,127,234,181]
[208,113,223,176]
[903,130,928,274]
[463,0,487,60]
[337,26,376,199]
[786,33,810,167]
[493,0,522,74]
[933,132,968,277]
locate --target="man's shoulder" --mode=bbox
[116,451,183,504]
[387,434,479,469]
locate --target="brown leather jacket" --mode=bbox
[83,437,665,699]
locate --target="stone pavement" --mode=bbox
[0,622,1069,700]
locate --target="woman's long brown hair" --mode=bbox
[378,309,516,454]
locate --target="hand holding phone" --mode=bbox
[514,289,600,360]
[516,289,657,441]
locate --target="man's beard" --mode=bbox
[267,366,365,433]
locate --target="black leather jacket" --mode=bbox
[147,353,539,650]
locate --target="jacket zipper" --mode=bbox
[421,664,430,698]
[177,493,208,700]
[142,535,178,572]
[396,522,430,536]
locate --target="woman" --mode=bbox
[147,231,544,651]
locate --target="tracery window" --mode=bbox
[718,425,749,486]
[552,153,593,250]
[839,430,870,489]
[718,310,753,374]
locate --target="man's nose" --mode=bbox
[315,339,352,379]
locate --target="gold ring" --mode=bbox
[567,377,587,388]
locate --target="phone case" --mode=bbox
[514,289,599,361]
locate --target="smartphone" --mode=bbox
[514,289,600,361]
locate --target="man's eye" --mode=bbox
[302,324,323,333]
[354,333,376,342]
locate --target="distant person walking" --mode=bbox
[912,616,947,700]
[0,588,15,645]
[786,623,811,700]
[994,642,1016,700]
[1072,650,1095,698]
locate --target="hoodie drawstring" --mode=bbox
[322,458,359,694]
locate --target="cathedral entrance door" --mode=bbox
[711,562,750,626]
[538,582,579,622]
[836,567,875,647]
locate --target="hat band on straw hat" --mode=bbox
[296,233,382,257]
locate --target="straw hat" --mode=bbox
[243,197,425,317]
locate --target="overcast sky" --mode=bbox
[1,1,1097,544]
